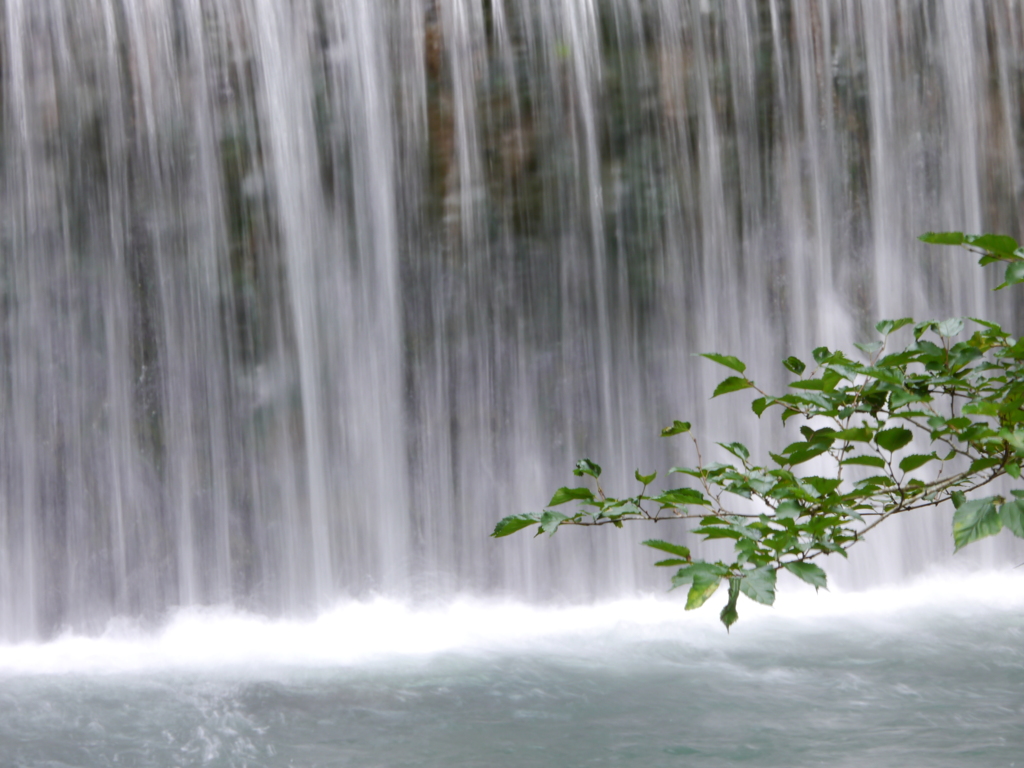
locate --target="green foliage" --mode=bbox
[493,233,1024,628]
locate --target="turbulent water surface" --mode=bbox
[1,572,1021,767]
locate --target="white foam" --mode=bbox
[1,568,1021,676]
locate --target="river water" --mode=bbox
[1,571,1021,767]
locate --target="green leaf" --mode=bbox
[913,320,937,341]
[875,317,915,335]
[918,231,965,246]
[965,233,1019,256]
[672,562,727,589]
[539,511,568,536]
[784,562,828,591]
[833,427,873,442]
[998,261,1024,289]
[962,402,999,416]
[899,453,936,472]
[952,497,1002,551]
[774,501,802,520]
[655,488,709,508]
[661,421,691,437]
[841,455,886,468]
[712,377,753,398]
[573,458,602,478]
[875,427,914,453]
[700,353,746,374]
[951,490,967,509]
[812,346,831,364]
[786,442,832,466]
[783,356,807,375]
[859,366,905,386]
[686,572,722,610]
[635,469,657,485]
[854,340,884,357]
[548,487,594,506]
[655,559,690,567]
[752,397,771,417]
[718,442,750,461]
[967,457,1002,474]
[789,379,828,391]
[1000,500,1024,538]
[491,514,540,538]
[739,567,777,606]
[936,317,965,338]
[890,389,930,408]
[720,579,741,631]
[642,539,692,559]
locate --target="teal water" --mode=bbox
[1,574,1021,767]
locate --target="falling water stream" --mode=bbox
[1,0,1023,763]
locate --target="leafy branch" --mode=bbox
[493,233,1024,630]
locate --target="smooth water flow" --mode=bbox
[2,0,1024,640]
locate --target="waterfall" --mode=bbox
[1,0,1022,640]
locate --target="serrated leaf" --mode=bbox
[774,501,802,519]
[672,562,728,589]
[712,376,753,398]
[875,317,915,335]
[918,231,965,246]
[860,366,905,386]
[962,401,999,416]
[789,379,827,391]
[752,397,771,417]
[968,457,1002,474]
[573,458,602,478]
[661,421,691,437]
[642,539,692,559]
[700,353,747,374]
[854,340,884,357]
[890,389,930,408]
[720,579,741,631]
[951,490,966,509]
[784,561,828,591]
[739,567,777,606]
[833,427,873,442]
[952,497,1002,551]
[548,487,594,506]
[786,442,831,466]
[899,453,936,472]
[669,466,701,477]
[635,469,657,485]
[539,511,568,536]
[655,488,709,508]
[654,558,691,567]
[718,442,750,461]
[998,261,1024,289]
[783,356,807,375]
[1000,500,1024,538]
[912,320,937,341]
[812,346,831,364]
[694,526,743,540]
[875,427,914,453]
[491,514,540,538]
[965,233,1019,256]
[686,572,722,610]
[936,317,965,338]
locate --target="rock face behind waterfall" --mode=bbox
[0,0,1022,640]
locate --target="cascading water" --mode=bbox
[1,0,1024,642]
